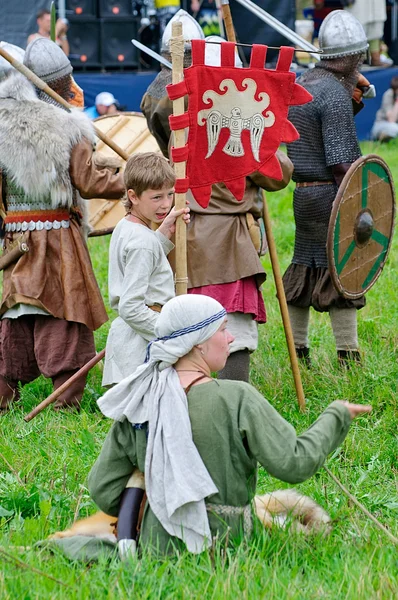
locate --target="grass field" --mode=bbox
[0,141,397,599]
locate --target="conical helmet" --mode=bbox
[319,10,368,59]
[205,35,243,67]
[161,9,204,53]
[24,38,72,83]
[0,42,25,79]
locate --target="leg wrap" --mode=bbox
[288,305,310,349]
[217,349,250,383]
[329,307,358,351]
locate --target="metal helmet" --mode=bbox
[24,38,72,83]
[319,10,368,59]
[161,9,204,53]
[0,42,25,79]
[205,36,243,68]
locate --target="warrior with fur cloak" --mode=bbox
[282,11,369,367]
[0,39,125,412]
[141,10,293,382]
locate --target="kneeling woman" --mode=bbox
[88,295,371,555]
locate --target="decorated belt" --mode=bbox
[296,181,334,188]
[4,210,70,233]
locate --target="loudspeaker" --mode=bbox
[66,0,97,17]
[99,0,133,17]
[101,18,138,67]
[68,18,101,67]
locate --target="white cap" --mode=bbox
[205,36,243,68]
[95,91,117,107]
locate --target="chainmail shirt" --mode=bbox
[287,70,361,267]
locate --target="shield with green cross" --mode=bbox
[327,155,395,300]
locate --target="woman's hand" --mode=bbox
[338,401,372,420]
[158,206,190,239]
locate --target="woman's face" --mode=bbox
[200,319,234,372]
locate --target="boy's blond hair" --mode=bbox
[122,152,175,213]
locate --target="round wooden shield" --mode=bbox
[87,112,161,232]
[327,154,395,299]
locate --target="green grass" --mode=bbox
[0,141,397,599]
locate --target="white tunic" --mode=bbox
[102,219,175,386]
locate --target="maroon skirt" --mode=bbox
[283,263,366,313]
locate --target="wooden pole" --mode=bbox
[221,0,237,43]
[218,5,305,410]
[24,350,105,422]
[50,2,56,43]
[263,192,306,410]
[170,22,188,296]
[0,45,129,162]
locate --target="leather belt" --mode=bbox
[296,181,334,188]
[147,304,162,313]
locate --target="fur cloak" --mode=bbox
[0,71,95,209]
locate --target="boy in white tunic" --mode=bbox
[102,153,189,386]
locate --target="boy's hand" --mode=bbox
[158,206,190,239]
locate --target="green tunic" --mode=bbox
[88,380,351,555]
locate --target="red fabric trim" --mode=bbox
[221,41,236,67]
[175,178,190,193]
[192,39,205,65]
[166,80,188,101]
[250,45,267,69]
[169,113,190,131]
[188,277,267,323]
[276,46,294,72]
[171,145,189,163]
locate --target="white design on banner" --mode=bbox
[197,78,275,161]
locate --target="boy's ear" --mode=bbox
[127,189,139,205]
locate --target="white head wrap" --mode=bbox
[98,295,227,552]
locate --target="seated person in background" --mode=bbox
[89,294,371,556]
[85,92,119,120]
[371,76,398,141]
[27,9,69,56]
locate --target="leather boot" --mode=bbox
[0,375,19,413]
[337,350,361,369]
[296,347,311,368]
[52,370,86,411]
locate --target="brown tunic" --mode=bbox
[0,138,125,331]
[186,157,293,288]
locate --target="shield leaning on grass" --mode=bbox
[327,154,395,300]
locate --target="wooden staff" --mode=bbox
[221,0,237,43]
[262,192,306,410]
[0,45,129,162]
[219,7,305,409]
[24,350,105,422]
[170,22,188,296]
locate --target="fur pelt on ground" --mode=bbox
[254,488,331,534]
[49,489,331,543]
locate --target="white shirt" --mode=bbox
[102,218,175,386]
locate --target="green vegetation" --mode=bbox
[0,142,397,598]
